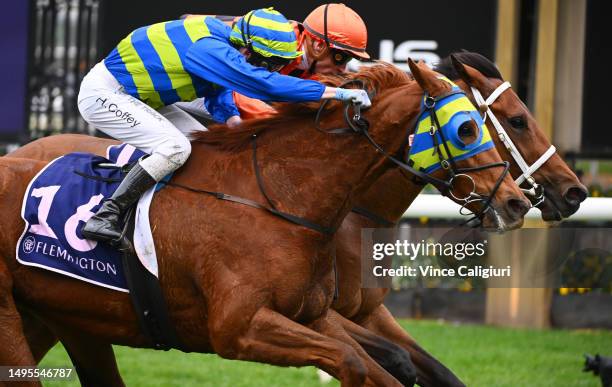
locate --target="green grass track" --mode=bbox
[40,319,612,386]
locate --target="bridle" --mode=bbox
[162,80,517,235]
[471,82,556,207]
[316,79,511,223]
[352,80,557,227]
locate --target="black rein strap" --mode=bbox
[351,206,395,227]
[161,135,334,235]
[314,81,511,226]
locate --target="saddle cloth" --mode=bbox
[16,144,161,292]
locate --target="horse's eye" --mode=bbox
[509,115,527,130]
[458,122,473,138]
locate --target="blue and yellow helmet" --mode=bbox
[230,8,302,60]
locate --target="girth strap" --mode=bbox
[120,209,183,351]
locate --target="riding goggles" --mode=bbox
[331,49,353,66]
[248,51,291,72]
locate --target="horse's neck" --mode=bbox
[182,120,408,233]
[353,168,424,224]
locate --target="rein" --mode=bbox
[314,81,453,195]
[351,206,395,227]
[161,134,334,235]
[160,80,528,233]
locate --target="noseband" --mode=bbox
[471,82,556,207]
[315,79,511,223]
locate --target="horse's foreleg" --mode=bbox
[360,305,466,387]
[320,310,410,387]
[210,306,399,387]
[0,263,40,387]
[334,310,418,386]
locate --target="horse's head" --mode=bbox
[445,52,588,221]
[408,59,530,231]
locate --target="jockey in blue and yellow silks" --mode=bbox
[178,4,371,120]
[78,8,371,244]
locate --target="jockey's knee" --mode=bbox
[140,136,191,181]
[162,135,192,166]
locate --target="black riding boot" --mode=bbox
[82,163,156,243]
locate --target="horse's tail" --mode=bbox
[0,160,20,316]
[0,159,14,197]
[0,159,24,267]
[0,158,46,253]
[0,157,45,202]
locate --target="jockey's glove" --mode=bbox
[334,88,372,108]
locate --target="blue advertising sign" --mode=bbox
[0,1,29,139]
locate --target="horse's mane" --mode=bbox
[193,63,412,150]
[435,50,503,81]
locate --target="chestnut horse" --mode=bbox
[0,60,528,386]
[328,52,588,386]
[7,53,583,387]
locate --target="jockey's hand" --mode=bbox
[226,115,242,128]
[333,88,372,108]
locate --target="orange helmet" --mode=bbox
[302,3,370,60]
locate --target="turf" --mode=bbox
[40,319,612,386]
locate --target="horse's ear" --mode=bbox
[450,55,489,91]
[450,54,473,87]
[408,58,441,95]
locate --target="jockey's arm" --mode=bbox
[203,87,241,125]
[184,37,368,107]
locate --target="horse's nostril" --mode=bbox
[564,186,588,206]
[507,197,530,218]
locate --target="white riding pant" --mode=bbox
[174,98,209,118]
[77,61,207,181]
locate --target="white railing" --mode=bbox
[317,196,610,383]
[402,194,612,221]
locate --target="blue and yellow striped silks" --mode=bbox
[229,8,301,59]
[407,81,494,173]
[104,16,223,109]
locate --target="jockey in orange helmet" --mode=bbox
[235,3,371,118]
[283,3,370,78]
